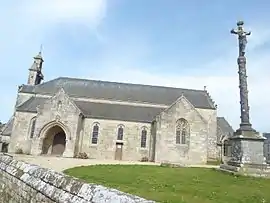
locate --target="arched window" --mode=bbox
[30,117,36,138]
[176,118,189,144]
[141,127,147,148]
[91,123,99,144]
[117,125,124,140]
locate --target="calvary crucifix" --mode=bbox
[230,21,251,56]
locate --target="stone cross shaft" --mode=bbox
[231,21,252,131]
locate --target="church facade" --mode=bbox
[0,52,233,165]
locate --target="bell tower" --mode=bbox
[27,51,44,85]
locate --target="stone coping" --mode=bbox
[0,153,155,203]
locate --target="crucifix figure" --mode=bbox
[231,21,251,56]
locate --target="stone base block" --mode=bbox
[229,130,266,166]
[219,163,270,178]
[219,129,269,177]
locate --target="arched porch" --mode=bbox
[41,125,66,156]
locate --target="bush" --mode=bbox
[207,159,222,165]
[15,148,23,154]
[140,156,149,162]
[76,152,89,159]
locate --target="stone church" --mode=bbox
[0,52,234,164]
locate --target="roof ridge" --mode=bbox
[56,77,206,92]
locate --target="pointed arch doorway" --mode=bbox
[42,125,66,156]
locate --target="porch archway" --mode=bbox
[41,125,66,156]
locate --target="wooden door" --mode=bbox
[115,143,123,160]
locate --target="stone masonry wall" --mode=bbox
[197,108,218,161]
[81,118,151,161]
[155,97,208,165]
[0,154,155,203]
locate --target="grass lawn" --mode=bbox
[64,165,270,203]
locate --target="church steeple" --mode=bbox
[27,50,44,85]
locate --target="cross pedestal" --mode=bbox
[220,130,268,176]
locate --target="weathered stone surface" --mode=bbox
[7,79,220,165]
[0,154,155,203]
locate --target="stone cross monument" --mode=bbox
[230,21,253,132]
[220,21,267,175]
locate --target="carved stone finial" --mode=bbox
[55,115,61,122]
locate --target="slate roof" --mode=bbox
[15,96,234,134]
[16,97,165,123]
[74,101,165,123]
[217,117,234,135]
[1,117,14,136]
[217,117,234,143]
[19,77,216,109]
[16,97,47,113]
[263,133,270,140]
[0,123,5,132]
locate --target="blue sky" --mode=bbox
[0,0,270,132]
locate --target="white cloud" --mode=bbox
[0,0,107,123]
[19,0,106,27]
[0,1,269,133]
[83,26,270,132]
[87,55,269,132]
[0,0,107,51]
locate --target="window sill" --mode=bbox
[140,147,148,150]
[176,143,188,146]
[116,140,124,143]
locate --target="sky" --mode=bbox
[0,0,269,132]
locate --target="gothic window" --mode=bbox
[176,118,189,144]
[141,127,147,148]
[30,118,36,138]
[117,125,124,140]
[91,123,99,144]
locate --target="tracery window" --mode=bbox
[117,125,124,140]
[176,118,189,144]
[91,123,99,144]
[141,127,147,148]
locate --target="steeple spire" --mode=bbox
[27,48,44,85]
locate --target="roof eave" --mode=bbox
[83,115,153,124]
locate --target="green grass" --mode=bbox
[64,165,270,203]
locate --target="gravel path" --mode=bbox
[11,154,219,172]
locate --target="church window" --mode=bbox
[91,123,99,144]
[176,118,189,144]
[30,117,36,138]
[141,127,147,148]
[117,125,124,140]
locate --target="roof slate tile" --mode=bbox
[20,77,216,109]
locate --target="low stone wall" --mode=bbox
[0,154,155,203]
